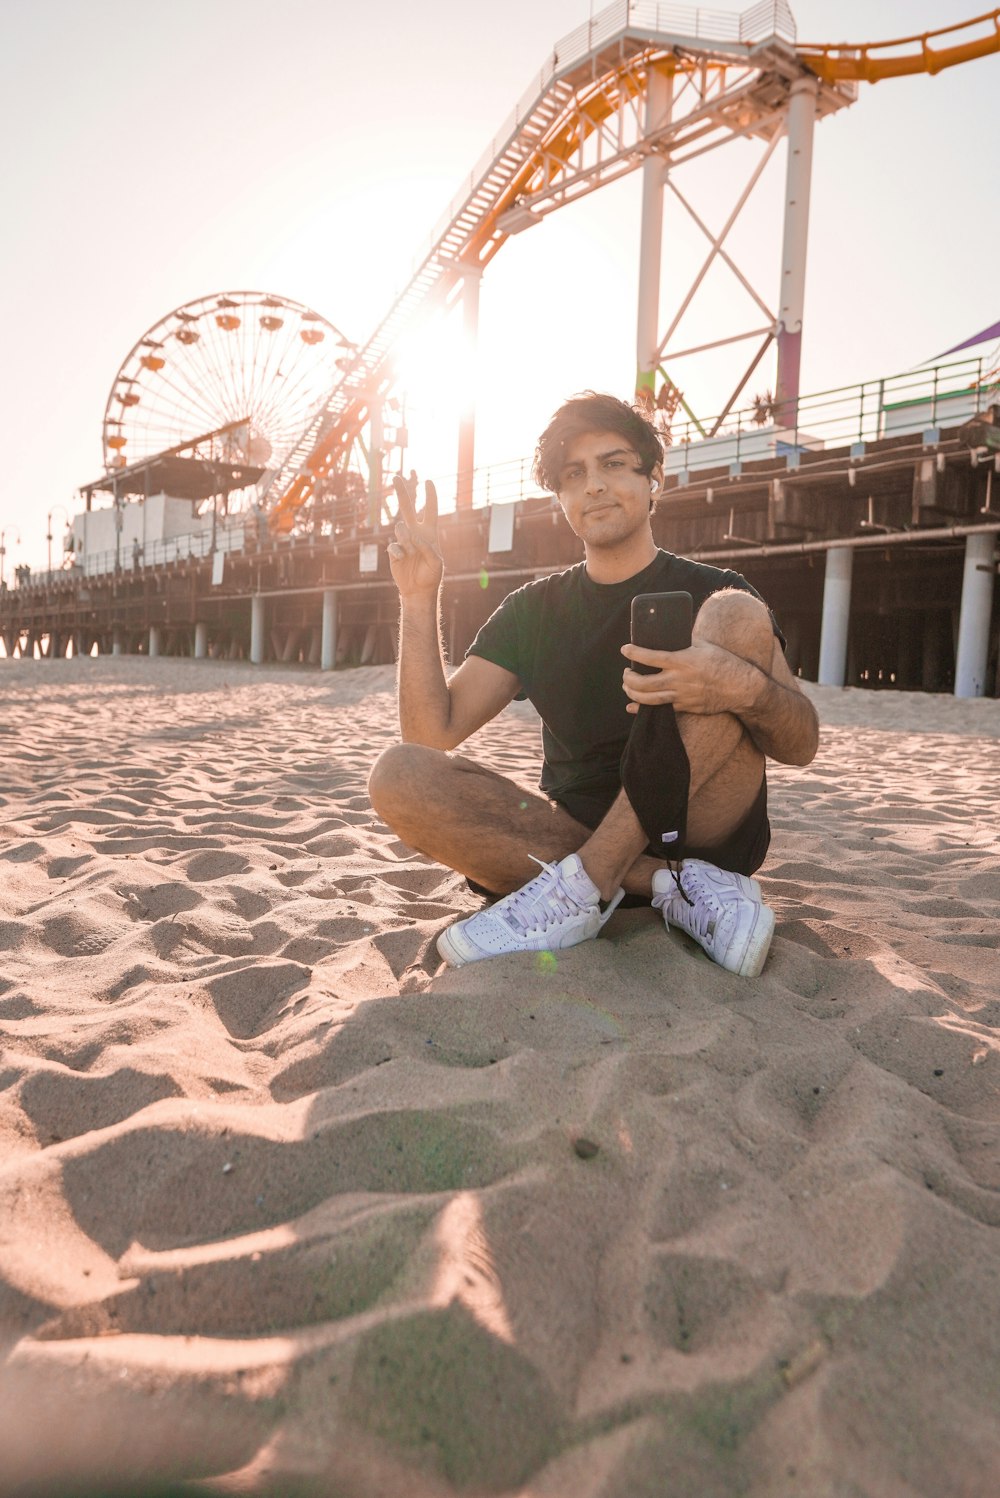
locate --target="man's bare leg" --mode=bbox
[368,745,632,893]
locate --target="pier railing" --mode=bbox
[430,353,996,509]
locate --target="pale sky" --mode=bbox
[1,0,997,571]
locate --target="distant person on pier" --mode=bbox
[369,393,819,978]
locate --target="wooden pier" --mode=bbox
[3,412,998,695]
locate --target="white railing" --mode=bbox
[428,355,997,508]
[665,354,993,461]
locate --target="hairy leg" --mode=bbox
[368,744,657,894]
[678,588,774,847]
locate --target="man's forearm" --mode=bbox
[397,592,454,746]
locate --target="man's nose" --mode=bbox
[583,468,606,495]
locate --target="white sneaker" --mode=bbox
[651,858,775,978]
[437,853,624,967]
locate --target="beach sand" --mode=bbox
[1,656,998,1496]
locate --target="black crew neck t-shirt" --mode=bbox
[467,549,775,813]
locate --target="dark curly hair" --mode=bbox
[532,392,664,493]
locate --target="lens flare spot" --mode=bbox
[535,951,558,975]
[479,568,490,589]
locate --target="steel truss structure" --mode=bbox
[185,4,1000,531]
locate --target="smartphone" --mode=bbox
[630,591,693,672]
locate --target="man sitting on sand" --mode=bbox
[368,393,819,978]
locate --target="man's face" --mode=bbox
[555,430,660,549]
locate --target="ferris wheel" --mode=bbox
[102,291,352,478]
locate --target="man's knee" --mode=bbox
[368,742,445,822]
[694,589,773,667]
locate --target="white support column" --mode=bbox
[775,75,818,423]
[635,66,672,400]
[321,588,338,672]
[456,266,482,510]
[250,595,265,665]
[954,531,996,698]
[148,626,161,659]
[818,546,853,687]
[194,621,208,659]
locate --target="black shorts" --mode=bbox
[556,776,771,878]
[466,778,770,901]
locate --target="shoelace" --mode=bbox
[502,856,585,936]
[671,864,694,908]
[675,882,724,941]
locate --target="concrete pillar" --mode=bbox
[818,545,853,687]
[775,76,818,423]
[194,621,208,659]
[635,67,672,400]
[954,531,996,698]
[250,595,265,665]
[112,630,123,657]
[321,589,338,672]
[148,626,161,658]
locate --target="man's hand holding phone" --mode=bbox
[622,589,738,715]
[622,639,743,715]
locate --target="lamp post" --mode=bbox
[0,528,21,589]
[47,503,71,577]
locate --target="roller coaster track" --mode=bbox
[800,8,1000,85]
[264,2,1000,534]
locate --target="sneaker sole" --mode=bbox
[734,902,776,978]
[437,925,471,967]
[437,909,614,969]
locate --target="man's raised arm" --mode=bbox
[387,476,520,749]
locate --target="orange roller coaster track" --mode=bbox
[799,8,1000,84]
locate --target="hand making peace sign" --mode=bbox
[387,472,443,599]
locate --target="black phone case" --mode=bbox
[630,591,693,672]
